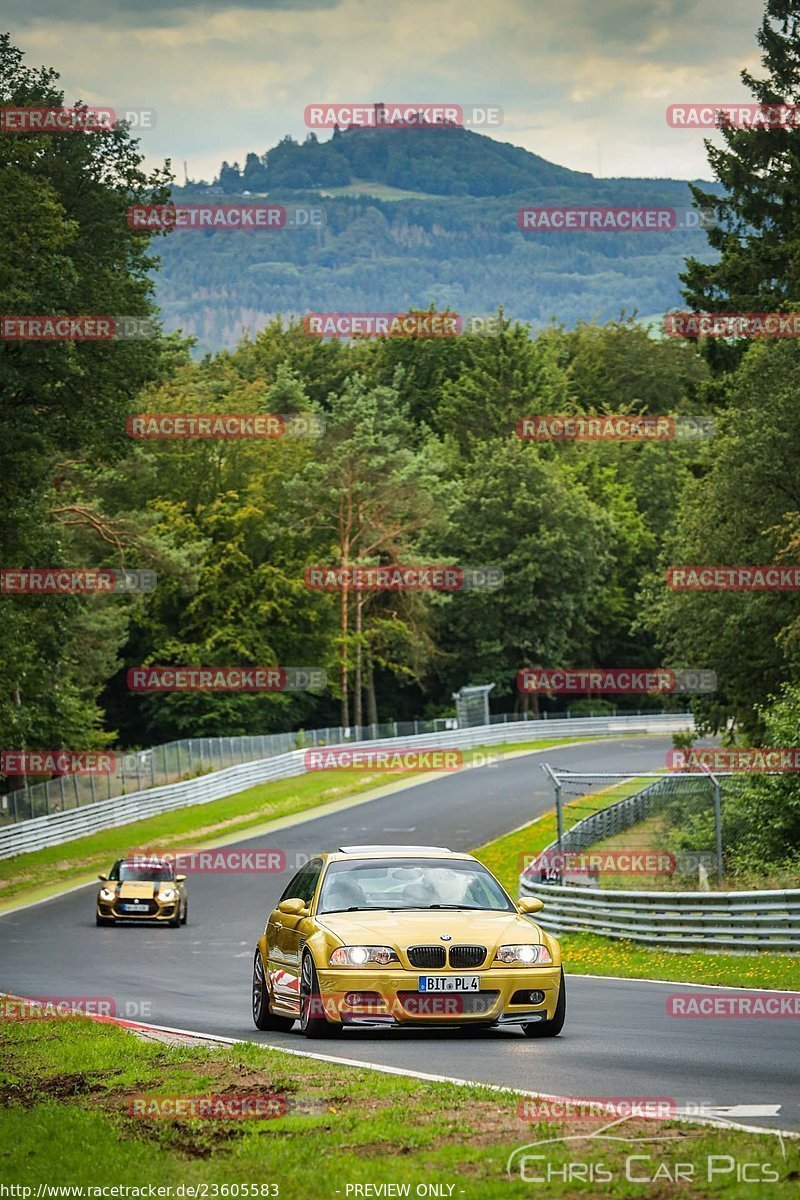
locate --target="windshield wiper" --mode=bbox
[321,907,373,913]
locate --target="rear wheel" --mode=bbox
[252,950,295,1032]
[300,953,341,1038]
[523,968,566,1038]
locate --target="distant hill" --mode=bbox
[155,125,722,353]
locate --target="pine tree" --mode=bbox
[681,1,800,369]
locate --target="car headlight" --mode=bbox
[99,887,116,903]
[158,888,177,903]
[494,944,553,965]
[329,946,400,967]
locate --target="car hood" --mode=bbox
[117,882,158,899]
[315,908,543,948]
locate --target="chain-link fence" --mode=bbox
[528,766,756,890]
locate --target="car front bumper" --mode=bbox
[96,899,179,922]
[315,965,562,1027]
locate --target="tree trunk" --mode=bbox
[366,654,378,727]
[353,592,363,729]
[340,586,349,727]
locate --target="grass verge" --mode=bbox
[1,1012,797,1198]
[555,931,800,990]
[0,737,601,910]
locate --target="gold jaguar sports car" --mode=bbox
[96,858,187,927]
[252,845,564,1038]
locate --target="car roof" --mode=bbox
[328,845,477,862]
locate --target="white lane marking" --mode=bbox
[569,972,800,995]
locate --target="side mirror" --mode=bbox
[175,875,186,883]
[518,897,544,915]
[97,874,107,882]
[278,897,308,916]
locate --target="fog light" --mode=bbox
[511,988,546,1005]
[344,991,381,1008]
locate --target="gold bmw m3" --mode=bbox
[252,845,564,1038]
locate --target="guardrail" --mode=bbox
[519,878,800,952]
[0,712,691,860]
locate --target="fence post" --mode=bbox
[541,763,563,854]
[556,780,563,852]
[712,776,723,881]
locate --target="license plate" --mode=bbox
[418,975,480,992]
[123,903,149,912]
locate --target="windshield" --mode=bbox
[112,862,175,883]
[318,857,514,914]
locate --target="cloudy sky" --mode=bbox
[8,0,768,183]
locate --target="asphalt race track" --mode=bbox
[1,735,798,1131]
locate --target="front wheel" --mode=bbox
[252,950,295,1032]
[523,968,566,1038]
[300,953,341,1038]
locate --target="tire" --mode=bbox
[523,968,566,1038]
[181,900,188,925]
[169,909,181,928]
[95,914,114,927]
[252,950,295,1032]
[299,952,341,1039]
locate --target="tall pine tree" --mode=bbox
[681,0,800,370]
